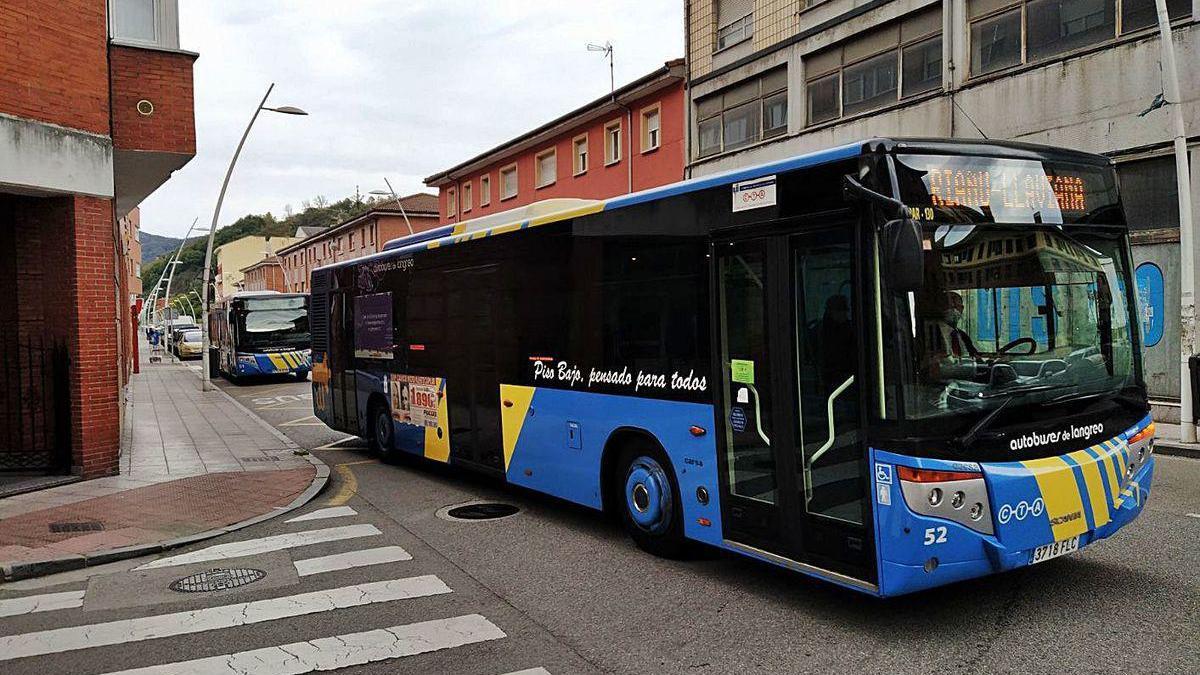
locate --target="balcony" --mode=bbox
[108,0,197,217]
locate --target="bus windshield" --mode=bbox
[235,297,310,350]
[884,154,1139,422]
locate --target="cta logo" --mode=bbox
[998,498,1045,524]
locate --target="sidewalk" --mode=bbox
[0,344,328,581]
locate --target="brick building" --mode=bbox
[425,60,686,223]
[278,195,440,293]
[118,207,143,379]
[0,0,196,478]
[240,256,287,293]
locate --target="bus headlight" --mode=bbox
[898,466,994,536]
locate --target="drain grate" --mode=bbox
[445,503,520,520]
[170,567,266,593]
[240,456,281,463]
[49,521,105,533]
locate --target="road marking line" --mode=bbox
[326,464,360,506]
[294,545,412,577]
[98,613,504,675]
[285,506,357,523]
[279,415,325,427]
[0,590,85,618]
[502,669,553,675]
[314,436,365,451]
[134,524,381,570]
[1187,513,1200,519]
[0,576,452,663]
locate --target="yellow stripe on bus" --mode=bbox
[268,353,289,370]
[1020,456,1089,540]
[1067,449,1111,529]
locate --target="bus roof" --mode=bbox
[327,137,1110,272]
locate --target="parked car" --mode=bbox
[167,323,199,354]
[175,329,203,359]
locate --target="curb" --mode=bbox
[1155,442,1200,460]
[1,382,329,584]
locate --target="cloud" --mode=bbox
[138,0,684,237]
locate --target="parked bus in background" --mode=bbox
[208,291,312,381]
[309,138,1154,596]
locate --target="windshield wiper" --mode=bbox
[954,395,1016,451]
[1046,388,1147,413]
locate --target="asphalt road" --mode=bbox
[1,373,1196,674]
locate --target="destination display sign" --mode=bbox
[895,155,1118,225]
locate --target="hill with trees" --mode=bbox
[141,195,383,305]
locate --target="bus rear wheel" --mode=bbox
[617,446,688,559]
[369,400,397,462]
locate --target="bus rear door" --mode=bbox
[712,220,876,589]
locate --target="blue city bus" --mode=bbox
[310,138,1154,596]
[208,291,312,381]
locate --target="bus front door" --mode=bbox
[713,224,875,589]
[328,290,358,432]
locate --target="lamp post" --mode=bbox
[200,83,307,391]
[368,178,413,235]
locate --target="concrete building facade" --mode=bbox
[278,195,440,294]
[685,0,1198,419]
[425,60,687,224]
[0,0,196,478]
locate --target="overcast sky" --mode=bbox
[138,1,684,238]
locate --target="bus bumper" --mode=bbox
[871,417,1155,597]
[235,351,312,376]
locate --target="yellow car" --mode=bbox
[176,329,203,359]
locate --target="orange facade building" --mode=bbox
[425,60,685,224]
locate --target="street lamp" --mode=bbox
[201,83,307,391]
[368,178,414,235]
[162,219,205,324]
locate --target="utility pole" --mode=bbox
[1153,0,1195,441]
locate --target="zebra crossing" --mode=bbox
[0,504,555,674]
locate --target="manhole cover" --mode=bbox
[49,521,104,533]
[170,568,266,593]
[445,502,520,520]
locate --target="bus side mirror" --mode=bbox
[884,218,924,293]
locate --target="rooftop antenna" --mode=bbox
[587,41,614,97]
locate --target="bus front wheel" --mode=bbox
[618,446,688,559]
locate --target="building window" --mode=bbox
[968,0,1186,77]
[901,36,944,97]
[696,67,787,158]
[535,148,557,188]
[640,104,661,153]
[446,188,457,218]
[500,164,518,200]
[462,182,472,212]
[480,174,491,206]
[1121,0,1190,33]
[804,8,942,126]
[806,73,840,125]
[111,0,157,43]
[715,1,754,51]
[604,120,622,165]
[573,134,589,175]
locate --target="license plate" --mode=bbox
[1030,536,1080,564]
